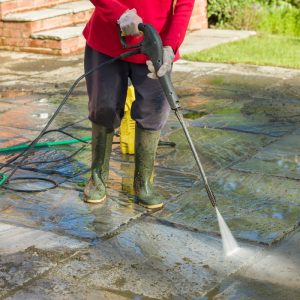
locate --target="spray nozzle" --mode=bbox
[205,183,217,208]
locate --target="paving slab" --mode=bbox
[0,222,88,254]
[158,126,274,174]
[0,30,299,299]
[0,244,87,299]
[208,229,300,299]
[180,29,256,55]
[156,169,300,245]
[0,249,57,299]
[6,219,264,299]
[0,97,58,131]
[0,188,96,239]
[0,127,38,157]
[233,128,300,180]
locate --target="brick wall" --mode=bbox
[188,0,208,30]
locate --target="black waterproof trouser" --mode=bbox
[84,44,170,131]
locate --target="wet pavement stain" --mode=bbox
[233,128,300,179]
[0,90,32,99]
[158,126,274,174]
[156,169,300,245]
[0,59,300,298]
[0,78,299,245]
[0,188,96,240]
[9,57,82,73]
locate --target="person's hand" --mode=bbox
[146,46,175,79]
[117,8,142,36]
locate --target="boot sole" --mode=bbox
[84,195,106,204]
[139,202,164,209]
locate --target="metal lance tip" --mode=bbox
[205,183,217,208]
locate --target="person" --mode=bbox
[83,0,195,209]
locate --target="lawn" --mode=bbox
[182,34,300,69]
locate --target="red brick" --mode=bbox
[0,0,75,17]
[1,0,208,55]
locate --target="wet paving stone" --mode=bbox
[1,52,300,298]
[173,69,293,102]
[187,93,299,137]
[0,243,86,299]
[48,94,89,129]
[211,278,300,300]
[158,126,274,174]
[0,249,57,298]
[0,140,201,241]
[173,68,299,137]
[281,74,300,98]
[192,113,296,137]
[0,187,96,239]
[233,129,300,180]
[208,229,300,300]
[0,102,15,113]
[0,99,56,131]
[7,219,263,299]
[0,127,36,152]
[156,169,300,245]
[0,222,88,254]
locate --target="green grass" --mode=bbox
[182,34,300,69]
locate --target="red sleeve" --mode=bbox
[162,0,195,52]
[90,0,128,22]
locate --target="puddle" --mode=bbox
[32,112,50,119]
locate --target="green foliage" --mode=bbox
[258,4,300,36]
[207,0,256,26]
[208,0,300,36]
[257,0,300,8]
[225,3,263,30]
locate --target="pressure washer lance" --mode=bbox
[120,23,217,208]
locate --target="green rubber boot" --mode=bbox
[134,127,164,209]
[84,123,114,204]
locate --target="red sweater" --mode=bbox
[83,0,195,63]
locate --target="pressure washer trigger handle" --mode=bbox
[118,24,143,49]
[137,23,181,110]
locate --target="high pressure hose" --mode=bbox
[0,48,140,191]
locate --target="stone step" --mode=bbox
[1,0,93,37]
[31,25,86,55]
[0,0,75,18]
[0,24,86,55]
[0,0,93,52]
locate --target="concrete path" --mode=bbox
[0,29,299,299]
[180,28,256,54]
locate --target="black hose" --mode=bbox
[0,49,140,192]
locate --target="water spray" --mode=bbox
[132,25,243,256]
